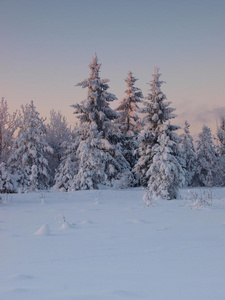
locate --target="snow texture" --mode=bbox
[1,187,225,300]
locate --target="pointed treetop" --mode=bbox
[89,53,101,80]
[184,120,191,134]
[149,67,166,96]
[125,71,140,91]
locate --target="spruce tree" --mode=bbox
[0,98,19,192]
[134,67,178,186]
[217,116,225,155]
[180,121,196,186]
[9,101,53,192]
[217,116,225,184]
[195,125,222,187]
[146,124,185,199]
[0,162,16,193]
[54,138,79,191]
[56,55,134,191]
[45,110,72,183]
[116,71,143,135]
[0,98,19,163]
[116,72,143,169]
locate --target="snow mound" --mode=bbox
[34,224,51,236]
[60,221,76,230]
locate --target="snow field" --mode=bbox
[1,188,225,300]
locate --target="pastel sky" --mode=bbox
[1,0,225,137]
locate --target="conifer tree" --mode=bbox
[180,121,196,186]
[9,101,53,192]
[134,67,178,186]
[0,98,19,163]
[54,138,79,191]
[0,162,16,193]
[146,124,185,199]
[195,125,222,187]
[116,71,143,135]
[45,110,72,182]
[116,72,143,169]
[56,55,134,191]
[217,116,225,183]
[0,98,20,193]
[217,116,225,155]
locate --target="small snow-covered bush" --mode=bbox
[0,193,12,204]
[143,189,155,207]
[113,171,137,189]
[187,189,212,209]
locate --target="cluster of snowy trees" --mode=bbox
[1,55,225,199]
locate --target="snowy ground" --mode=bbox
[1,187,225,300]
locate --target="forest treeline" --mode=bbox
[1,55,225,199]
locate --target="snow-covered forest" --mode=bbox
[1,55,225,300]
[0,55,225,197]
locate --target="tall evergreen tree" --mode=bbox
[56,55,134,191]
[74,54,118,137]
[180,121,196,186]
[194,125,222,187]
[217,116,225,155]
[134,67,178,186]
[9,101,53,192]
[0,98,20,193]
[45,110,72,182]
[116,71,143,135]
[0,98,19,163]
[217,115,225,184]
[116,72,143,169]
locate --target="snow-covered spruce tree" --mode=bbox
[66,54,134,190]
[45,110,72,183]
[134,67,177,186]
[116,72,143,169]
[0,162,16,193]
[0,98,19,193]
[146,123,185,200]
[0,97,20,163]
[216,115,225,184]
[8,101,53,192]
[217,116,225,155]
[180,121,196,186]
[116,71,143,135]
[54,135,80,191]
[194,125,222,187]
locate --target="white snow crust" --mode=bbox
[1,187,225,300]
